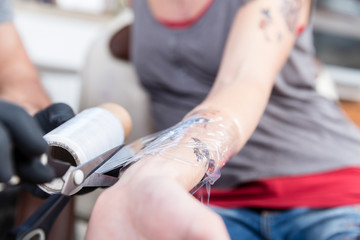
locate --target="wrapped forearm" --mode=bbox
[119,108,241,190]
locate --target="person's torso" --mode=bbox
[131,0,360,188]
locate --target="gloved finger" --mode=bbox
[15,153,55,184]
[0,122,14,182]
[0,101,48,156]
[34,103,75,133]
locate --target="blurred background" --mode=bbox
[13,0,127,114]
[315,0,360,104]
[11,0,360,239]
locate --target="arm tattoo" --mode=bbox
[281,0,302,33]
[192,137,211,162]
[259,8,272,41]
[192,137,216,174]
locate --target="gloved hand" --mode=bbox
[34,102,75,134]
[0,101,74,186]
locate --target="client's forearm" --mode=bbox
[119,109,239,190]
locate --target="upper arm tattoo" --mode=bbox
[259,8,283,42]
[280,0,302,33]
[259,8,272,41]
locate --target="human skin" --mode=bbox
[0,23,50,114]
[87,0,311,239]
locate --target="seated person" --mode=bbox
[89,0,360,239]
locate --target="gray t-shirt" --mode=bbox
[0,0,13,23]
[132,0,360,188]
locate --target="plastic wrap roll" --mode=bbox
[40,103,131,194]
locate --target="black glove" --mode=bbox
[0,101,75,185]
[0,101,52,184]
[0,101,75,240]
[34,102,75,134]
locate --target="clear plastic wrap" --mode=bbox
[110,108,241,197]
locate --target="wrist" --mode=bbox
[119,154,206,191]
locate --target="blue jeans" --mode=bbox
[212,205,360,240]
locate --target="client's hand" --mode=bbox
[86,163,229,240]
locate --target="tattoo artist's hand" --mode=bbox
[0,101,74,186]
[86,163,230,240]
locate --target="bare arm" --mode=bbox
[0,23,50,114]
[201,0,309,148]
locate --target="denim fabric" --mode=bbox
[212,205,360,240]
